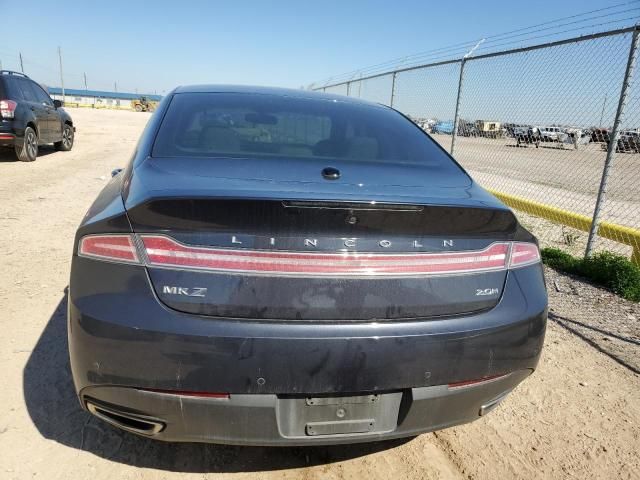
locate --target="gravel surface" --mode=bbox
[0,108,638,480]
[545,266,640,374]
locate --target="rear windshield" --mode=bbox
[0,77,22,101]
[152,92,460,169]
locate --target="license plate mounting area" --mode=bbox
[277,392,402,438]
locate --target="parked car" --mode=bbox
[611,130,640,153]
[503,123,523,138]
[539,126,567,142]
[458,120,478,137]
[591,128,610,143]
[431,120,455,134]
[564,127,592,149]
[0,70,74,161]
[513,126,541,147]
[68,85,547,445]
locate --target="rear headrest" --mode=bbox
[199,125,240,152]
[346,137,378,160]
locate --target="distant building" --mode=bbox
[47,87,161,110]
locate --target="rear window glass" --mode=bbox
[16,78,40,102]
[1,77,24,101]
[31,83,53,105]
[152,92,461,170]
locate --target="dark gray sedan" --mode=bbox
[68,85,547,445]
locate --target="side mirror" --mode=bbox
[53,99,63,108]
[111,168,123,177]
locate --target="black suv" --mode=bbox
[0,71,74,161]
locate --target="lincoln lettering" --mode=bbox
[226,236,455,250]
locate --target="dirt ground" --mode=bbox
[0,108,639,480]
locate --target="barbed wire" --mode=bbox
[313,2,640,87]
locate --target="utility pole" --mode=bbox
[599,94,608,127]
[19,52,24,73]
[586,28,639,259]
[83,72,88,107]
[114,81,117,93]
[58,47,65,104]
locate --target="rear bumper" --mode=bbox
[0,130,16,146]
[68,258,547,444]
[80,369,530,445]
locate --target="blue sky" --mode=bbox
[0,0,630,95]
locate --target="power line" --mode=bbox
[474,16,640,54]
[481,0,638,39]
[315,2,640,85]
[477,7,640,48]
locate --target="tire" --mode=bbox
[54,124,74,151]
[15,126,38,162]
[135,104,143,112]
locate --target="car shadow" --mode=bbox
[23,289,412,473]
[0,145,58,162]
[549,312,640,375]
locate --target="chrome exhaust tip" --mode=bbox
[479,390,512,417]
[85,399,165,436]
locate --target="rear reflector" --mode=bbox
[141,235,511,276]
[141,388,230,399]
[78,234,140,264]
[448,373,510,389]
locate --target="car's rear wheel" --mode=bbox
[54,124,74,151]
[16,126,38,162]
[135,104,143,112]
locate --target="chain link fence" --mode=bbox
[315,26,640,264]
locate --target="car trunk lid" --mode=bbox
[126,157,517,321]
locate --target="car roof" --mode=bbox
[173,84,385,108]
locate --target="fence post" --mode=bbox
[450,59,466,155]
[390,72,397,107]
[585,28,639,258]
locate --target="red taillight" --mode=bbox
[140,235,511,276]
[77,234,541,275]
[0,99,17,119]
[78,234,140,264]
[508,242,541,268]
